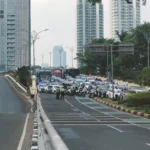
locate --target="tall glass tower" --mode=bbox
[111,0,141,40]
[77,0,104,67]
[0,0,31,71]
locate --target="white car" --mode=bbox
[44,85,52,93]
[51,85,63,93]
[84,82,92,88]
[37,84,47,93]
[106,89,123,100]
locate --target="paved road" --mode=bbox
[0,76,27,150]
[40,93,150,150]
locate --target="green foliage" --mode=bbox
[126,92,150,107]
[14,66,31,88]
[144,106,150,114]
[141,67,150,86]
[78,23,150,85]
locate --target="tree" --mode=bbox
[124,22,150,69]
[14,66,31,87]
[78,38,115,76]
[115,30,128,42]
[141,67,150,86]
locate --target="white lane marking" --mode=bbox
[146,143,150,146]
[51,120,124,122]
[17,113,29,150]
[89,98,150,125]
[53,124,133,126]
[65,99,101,122]
[76,97,150,130]
[107,125,123,132]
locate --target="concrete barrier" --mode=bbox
[4,74,27,93]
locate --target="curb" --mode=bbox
[94,98,150,119]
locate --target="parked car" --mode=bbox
[37,84,46,93]
[128,86,149,93]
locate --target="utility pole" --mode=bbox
[59,48,62,67]
[71,47,74,68]
[148,39,150,67]
[49,52,52,67]
[33,40,35,67]
[111,45,114,99]
[41,54,44,67]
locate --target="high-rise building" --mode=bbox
[77,0,104,67]
[110,0,140,40]
[53,45,66,68]
[0,0,31,71]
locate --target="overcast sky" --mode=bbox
[31,0,150,67]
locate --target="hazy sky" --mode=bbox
[31,0,150,67]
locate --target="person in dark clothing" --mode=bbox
[56,87,60,99]
[61,87,65,99]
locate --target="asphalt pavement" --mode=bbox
[0,76,27,150]
[40,93,150,150]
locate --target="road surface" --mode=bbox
[0,76,27,150]
[40,93,150,150]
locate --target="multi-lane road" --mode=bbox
[0,76,27,150]
[40,93,150,150]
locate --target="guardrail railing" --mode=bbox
[37,97,69,150]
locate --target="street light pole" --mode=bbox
[32,29,49,67]
[148,40,150,67]
[71,47,74,68]
[33,40,36,67]
[134,29,150,67]
[49,52,52,67]
[59,48,62,67]
[111,45,114,99]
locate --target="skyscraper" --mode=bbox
[110,0,140,40]
[77,0,104,67]
[53,45,66,68]
[0,0,31,71]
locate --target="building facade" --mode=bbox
[53,45,66,68]
[111,0,141,40]
[0,0,31,71]
[77,0,104,67]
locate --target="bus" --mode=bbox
[66,68,80,78]
[35,69,52,84]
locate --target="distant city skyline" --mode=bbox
[31,0,150,67]
[52,45,66,68]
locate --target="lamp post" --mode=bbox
[59,46,62,67]
[32,29,49,67]
[49,51,52,67]
[70,47,74,68]
[22,29,49,68]
[65,46,74,68]
[134,30,150,67]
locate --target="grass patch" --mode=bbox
[102,98,146,113]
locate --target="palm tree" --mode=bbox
[115,30,128,42]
